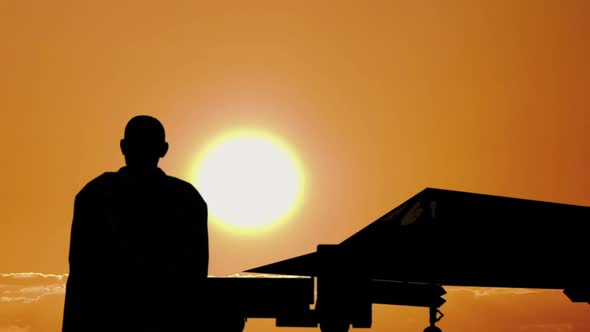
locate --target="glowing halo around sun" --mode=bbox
[192,129,305,234]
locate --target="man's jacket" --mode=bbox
[62,166,208,331]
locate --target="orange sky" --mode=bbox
[1,1,589,331]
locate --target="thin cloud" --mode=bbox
[0,319,30,332]
[0,271,308,303]
[0,273,67,280]
[211,273,308,278]
[0,273,67,303]
[446,286,555,297]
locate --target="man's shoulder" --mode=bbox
[76,172,120,196]
[162,175,205,200]
[75,170,206,205]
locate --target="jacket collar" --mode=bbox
[118,166,166,177]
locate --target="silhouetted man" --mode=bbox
[63,115,209,332]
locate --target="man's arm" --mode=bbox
[198,200,209,278]
[68,193,91,276]
[63,191,98,331]
[182,189,209,279]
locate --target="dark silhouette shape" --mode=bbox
[63,115,209,332]
[246,188,590,332]
[203,276,314,331]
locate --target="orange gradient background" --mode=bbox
[1,1,589,331]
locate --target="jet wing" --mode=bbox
[247,188,590,292]
[245,189,426,276]
[246,252,318,276]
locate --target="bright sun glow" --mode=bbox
[192,129,305,233]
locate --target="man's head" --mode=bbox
[120,115,169,168]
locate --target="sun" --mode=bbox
[192,129,305,234]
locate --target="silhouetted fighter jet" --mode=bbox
[246,188,590,332]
